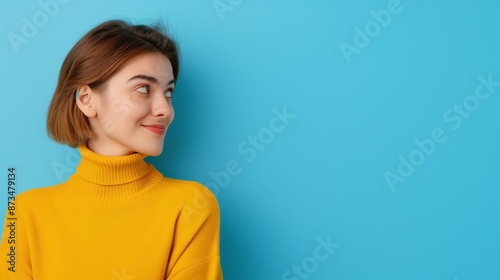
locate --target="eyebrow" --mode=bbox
[127,75,175,87]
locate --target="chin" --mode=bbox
[145,147,163,156]
[135,145,163,156]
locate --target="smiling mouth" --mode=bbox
[141,124,166,135]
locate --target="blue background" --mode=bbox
[1,0,499,279]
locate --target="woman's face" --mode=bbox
[84,52,175,156]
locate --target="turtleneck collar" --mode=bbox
[67,145,164,203]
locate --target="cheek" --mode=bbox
[108,97,143,120]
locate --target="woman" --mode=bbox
[0,19,223,279]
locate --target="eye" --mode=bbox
[164,89,174,98]
[136,85,149,94]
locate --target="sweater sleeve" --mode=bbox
[0,194,33,280]
[166,183,223,280]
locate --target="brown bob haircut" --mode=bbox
[46,19,179,147]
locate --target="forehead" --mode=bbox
[113,52,174,83]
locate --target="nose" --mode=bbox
[151,91,173,120]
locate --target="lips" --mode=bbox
[142,124,166,135]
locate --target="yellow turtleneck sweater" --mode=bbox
[0,145,223,280]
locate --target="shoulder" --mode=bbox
[159,177,217,202]
[9,183,65,215]
[16,183,65,202]
[157,177,220,217]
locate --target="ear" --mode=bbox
[75,85,98,118]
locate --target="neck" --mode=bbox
[86,139,137,157]
[66,144,164,203]
[76,144,150,185]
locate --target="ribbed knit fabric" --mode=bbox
[69,145,163,203]
[0,145,223,280]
